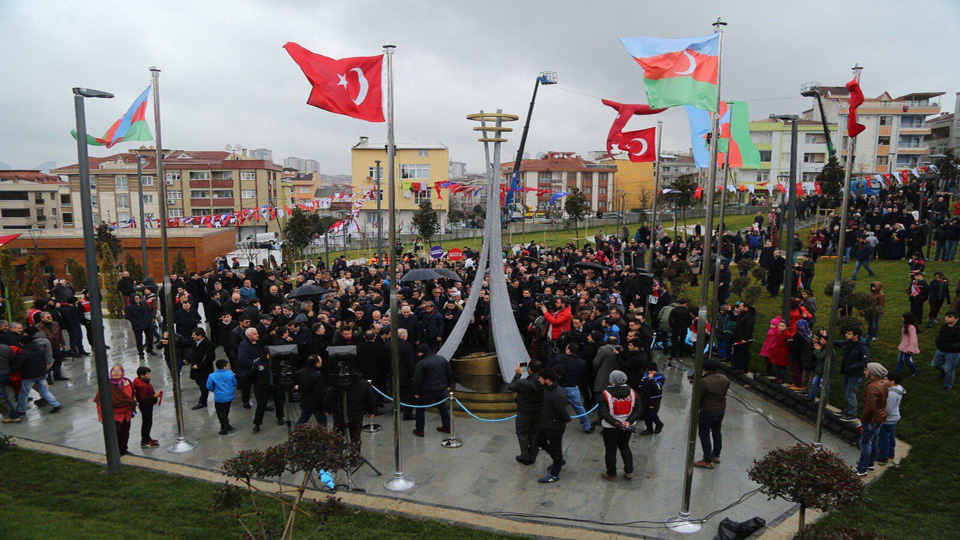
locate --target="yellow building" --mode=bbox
[351,137,449,235]
[592,154,655,213]
[280,169,323,206]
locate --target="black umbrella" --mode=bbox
[287,284,329,299]
[400,268,461,283]
[573,261,609,271]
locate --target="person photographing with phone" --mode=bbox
[539,296,571,363]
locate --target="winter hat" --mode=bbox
[609,370,628,386]
[866,362,888,379]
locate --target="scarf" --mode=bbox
[110,366,125,388]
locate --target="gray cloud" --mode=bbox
[2,0,958,174]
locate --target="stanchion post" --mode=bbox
[441,392,463,448]
[362,380,383,433]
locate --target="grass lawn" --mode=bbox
[0,445,508,540]
[685,247,960,538]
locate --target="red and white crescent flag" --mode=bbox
[284,42,385,123]
[619,127,657,162]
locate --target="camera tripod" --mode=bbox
[335,382,382,492]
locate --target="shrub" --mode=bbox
[66,258,87,288]
[0,249,27,323]
[124,253,144,282]
[751,266,768,283]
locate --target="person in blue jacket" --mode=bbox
[206,359,238,435]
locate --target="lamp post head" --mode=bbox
[771,114,799,122]
[72,88,114,99]
[800,90,820,98]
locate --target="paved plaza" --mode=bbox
[3,320,857,538]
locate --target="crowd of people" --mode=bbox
[1,181,957,480]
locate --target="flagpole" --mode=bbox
[668,18,725,535]
[650,120,663,257]
[137,154,150,276]
[151,66,196,454]
[814,64,862,447]
[708,163,730,359]
[383,43,414,493]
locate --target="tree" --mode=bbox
[412,200,439,244]
[214,424,359,540]
[124,253,144,282]
[935,148,958,184]
[66,258,86,289]
[172,250,188,276]
[472,203,485,218]
[749,444,864,535]
[99,247,124,319]
[24,254,45,300]
[637,187,651,219]
[0,249,26,323]
[564,188,589,226]
[448,208,465,223]
[671,173,699,225]
[94,223,122,261]
[283,208,314,259]
[817,155,844,199]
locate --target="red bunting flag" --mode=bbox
[845,78,865,138]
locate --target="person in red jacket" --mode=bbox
[94,365,137,456]
[539,296,571,362]
[132,366,160,448]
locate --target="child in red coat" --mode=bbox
[132,367,160,448]
[769,320,791,383]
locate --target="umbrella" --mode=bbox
[573,261,609,271]
[400,268,462,283]
[287,284,329,299]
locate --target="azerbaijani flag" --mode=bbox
[619,34,720,112]
[717,101,761,168]
[71,86,153,148]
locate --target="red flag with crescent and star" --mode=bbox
[845,78,865,138]
[619,127,657,162]
[283,42,385,123]
[601,99,664,160]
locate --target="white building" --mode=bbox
[449,160,466,180]
[303,159,320,174]
[284,156,303,171]
[249,148,273,162]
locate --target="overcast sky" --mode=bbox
[2,0,958,175]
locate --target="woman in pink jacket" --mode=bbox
[759,316,783,376]
[895,312,921,376]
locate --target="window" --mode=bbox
[781,152,791,163]
[142,194,155,205]
[240,171,256,181]
[92,213,99,223]
[167,190,182,199]
[876,156,889,166]
[168,209,183,218]
[598,173,609,182]
[758,171,770,182]
[877,136,890,146]
[1,209,30,218]
[190,190,210,198]
[191,209,212,216]
[751,132,772,144]
[598,201,606,209]
[400,164,430,179]
[241,190,256,199]
[585,188,592,195]
[213,208,233,215]
[804,133,827,144]
[216,171,233,180]
[118,212,131,221]
[60,193,71,204]
[879,116,892,126]
[189,171,211,180]
[581,172,592,182]
[803,153,824,164]
[62,213,73,224]
[165,172,181,181]
[34,192,43,204]
[598,187,607,194]
[0,192,28,201]
[538,172,551,183]
[115,176,128,191]
[141,176,154,186]
[368,166,383,179]
[212,190,234,199]
[297,186,311,194]
[759,150,772,162]
[414,189,432,205]
[116,194,131,209]
[418,150,429,157]
[36,209,46,221]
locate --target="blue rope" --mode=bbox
[572,404,599,418]
[371,384,449,409]
[454,399,517,422]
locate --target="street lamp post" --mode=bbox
[72,86,122,474]
[773,115,800,320]
[375,159,383,258]
[27,228,43,258]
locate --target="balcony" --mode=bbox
[212,197,235,206]
[190,198,212,207]
[897,147,928,155]
[211,179,234,188]
[899,127,931,136]
[189,179,210,188]
[878,125,892,136]
[876,145,890,156]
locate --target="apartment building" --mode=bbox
[658,151,698,186]
[738,118,838,186]
[53,149,282,235]
[0,170,73,230]
[449,160,467,180]
[351,137,449,235]
[280,169,323,206]
[501,152,618,215]
[803,86,943,175]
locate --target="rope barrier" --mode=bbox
[370,384,447,409]
[454,399,517,422]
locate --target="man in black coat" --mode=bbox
[668,299,692,361]
[295,354,327,426]
[189,328,216,409]
[508,360,543,465]
[396,328,417,420]
[59,296,87,357]
[14,333,63,414]
[412,345,453,437]
[766,250,786,297]
[536,368,571,483]
[730,302,756,373]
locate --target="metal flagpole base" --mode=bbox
[166,436,197,453]
[665,512,702,534]
[384,472,415,492]
[440,437,463,449]
[362,423,383,433]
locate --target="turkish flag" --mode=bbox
[602,99,664,159]
[620,127,657,162]
[0,233,22,249]
[284,42,385,123]
[845,78,865,138]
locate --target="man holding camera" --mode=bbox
[539,296,571,363]
[509,360,543,465]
